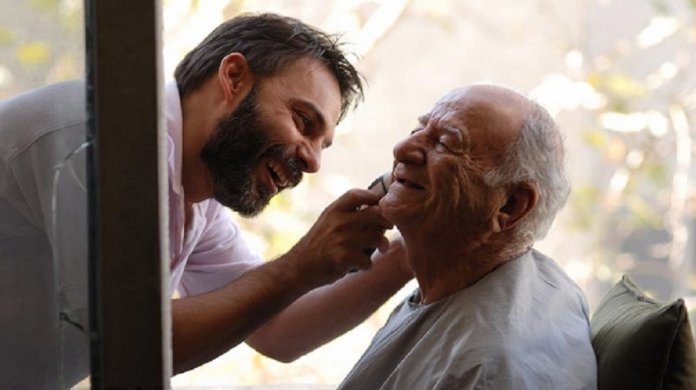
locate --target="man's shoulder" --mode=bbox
[435,249,590,332]
[0,80,87,160]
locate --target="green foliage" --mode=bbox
[625,194,662,228]
[569,185,601,231]
[570,0,696,304]
[588,72,647,112]
[1,0,84,97]
[28,0,58,12]
[650,0,671,14]
[641,160,668,187]
[16,42,51,66]
[0,27,14,46]
[581,129,608,149]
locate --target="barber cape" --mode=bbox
[339,249,597,390]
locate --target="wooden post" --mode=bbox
[85,0,170,387]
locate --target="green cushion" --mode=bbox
[590,275,696,389]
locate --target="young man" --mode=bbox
[0,13,411,388]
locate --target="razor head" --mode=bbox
[367,172,393,198]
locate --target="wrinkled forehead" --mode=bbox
[433,86,530,135]
[429,86,531,164]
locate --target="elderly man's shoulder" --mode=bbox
[432,249,596,387]
[444,249,589,323]
[530,249,586,293]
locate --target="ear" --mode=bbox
[217,52,252,104]
[493,182,539,232]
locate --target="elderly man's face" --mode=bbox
[379,86,523,237]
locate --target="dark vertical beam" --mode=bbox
[85,0,170,387]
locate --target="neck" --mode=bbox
[404,232,529,304]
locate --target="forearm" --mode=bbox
[247,244,411,362]
[172,189,395,373]
[172,255,311,374]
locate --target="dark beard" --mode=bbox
[200,86,302,216]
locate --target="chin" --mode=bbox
[380,195,409,218]
[231,200,267,217]
[379,205,408,226]
[214,191,269,217]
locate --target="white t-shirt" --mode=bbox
[339,249,598,390]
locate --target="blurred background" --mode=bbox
[2,0,695,387]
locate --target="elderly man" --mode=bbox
[339,84,597,389]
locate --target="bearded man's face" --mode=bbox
[200,86,302,216]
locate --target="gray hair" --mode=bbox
[482,102,570,242]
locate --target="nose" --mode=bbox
[298,141,321,173]
[393,133,426,165]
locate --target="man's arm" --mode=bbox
[171,189,396,374]
[245,237,411,362]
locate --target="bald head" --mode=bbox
[449,84,531,114]
[443,84,532,140]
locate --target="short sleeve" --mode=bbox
[177,203,263,297]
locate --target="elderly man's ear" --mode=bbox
[493,182,539,232]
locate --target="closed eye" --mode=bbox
[293,108,332,149]
[294,110,313,132]
[410,126,424,135]
[436,125,466,154]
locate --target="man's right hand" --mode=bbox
[284,188,394,285]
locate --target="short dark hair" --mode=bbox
[174,13,364,122]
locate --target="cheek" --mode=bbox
[431,162,469,203]
[257,105,295,142]
[260,117,288,141]
[427,162,487,226]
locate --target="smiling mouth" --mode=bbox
[396,177,425,190]
[267,160,291,190]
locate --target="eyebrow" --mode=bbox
[418,113,467,149]
[417,114,430,126]
[443,124,465,142]
[419,113,463,134]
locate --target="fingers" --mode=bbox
[376,234,404,256]
[355,205,393,230]
[375,235,391,254]
[287,188,396,283]
[362,235,391,259]
[358,229,391,256]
